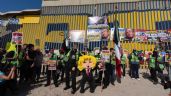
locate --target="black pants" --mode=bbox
[0,83,6,96]
[121,64,126,77]
[57,64,65,81]
[149,68,158,82]
[80,71,95,91]
[103,64,116,86]
[158,69,165,83]
[96,70,103,83]
[65,64,76,90]
[46,70,58,85]
[34,66,41,81]
[131,64,139,78]
[19,65,26,83]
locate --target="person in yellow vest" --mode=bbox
[110,48,116,85]
[128,49,141,80]
[157,52,165,84]
[121,53,127,78]
[148,53,158,84]
[64,44,79,94]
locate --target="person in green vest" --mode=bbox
[45,51,58,87]
[148,53,158,84]
[110,48,116,85]
[157,52,165,84]
[3,49,18,94]
[128,49,141,80]
[63,44,78,94]
[121,53,127,78]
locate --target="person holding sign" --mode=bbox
[44,52,58,87]
[100,48,111,89]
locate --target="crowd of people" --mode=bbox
[0,43,171,95]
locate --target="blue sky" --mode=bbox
[0,0,42,13]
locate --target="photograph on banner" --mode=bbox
[134,29,148,42]
[87,29,101,41]
[125,28,135,41]
[101,50,110,62]
[110,28,126,41]
[69,30,85,43]
[88,16,108,29]
[101,28,110,40]
[145,31,158,42]
[12,32,23,45]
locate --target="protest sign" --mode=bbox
[101,50,110,62]
[12,32,23,45]
[69,30,85,43]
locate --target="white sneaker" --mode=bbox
[132,78,135,80]
[137,78,140,80]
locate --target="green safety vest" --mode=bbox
[149,56,155,68]
[89,52,94,56]
[95,54,100,61]
[111,54,116,65]
[121,54,127,65]
[59,54,65,65]
[158,56,164,70]
[76,52,79,61]
[18,51,23,60]
[131,54,139,62]
[63,50,71,62]
[8,51,17,66]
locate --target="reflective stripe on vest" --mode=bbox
[131,54,139,62]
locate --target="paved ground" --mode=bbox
[8,69,170,96]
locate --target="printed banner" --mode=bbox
[134,29,148,42]
[12,32,23,45]
[69,30,85,43]
[87,29,101,41]
[144,31,158,42]
[101,50,110,62]
[110,28,126,41]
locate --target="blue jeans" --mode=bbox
[131,64,139,78]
